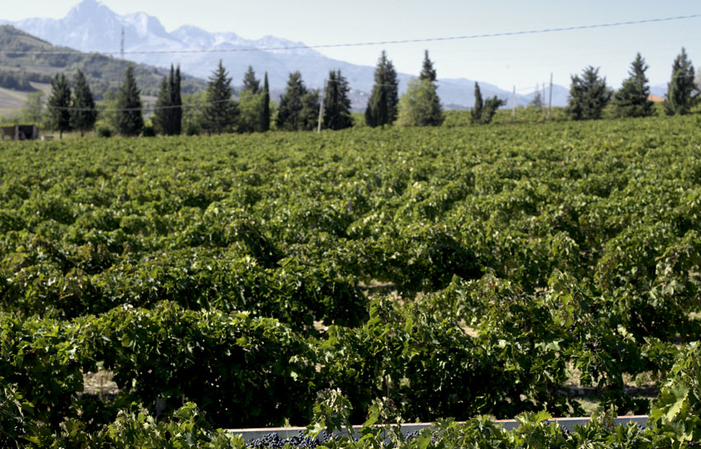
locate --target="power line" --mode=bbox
[1,14,699,56]
[46,97,233,112]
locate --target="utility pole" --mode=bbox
[511,85,516,124]
[542,82,547,119]
[317,80,326,133]
[120,27,125,60]
[548,73,553,122]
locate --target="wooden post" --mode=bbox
[317,80,326,133]
[511,86,516,123]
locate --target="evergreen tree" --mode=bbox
[483,96,506,124]
[530,88,543,108]
[71,69,97,137]
[276,71,308,131]
[470,82,505,125]
[566,66,612,120]
[419,50,437,82]
[242,66,260,94]
[115,66,144,136]
[154,65,183,136]
[365,51,399,128]
[470,82,484,124]
[323,70,353,130]
[172,66,182,135]
[202,60,237,134]
[261,72,270,132]
[46,73,72,138]
[153,76,171,135]
[613,53,654,118]
[664,48,699,116]
[300,90,320,131]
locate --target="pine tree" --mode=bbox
[276,71,308,131]
[419,50,437,82]
[664,48,699,116]
[261,72,270,132]
[613,53,654,118]
[365,51,399,128]
[115,66,144,136]
[323,70,353,130]
[202,60,237,134]
[71,69,97,137]
[566,66,612,120]
[46,73,72,139]
[470,82,484,124]
[242,66,260,94]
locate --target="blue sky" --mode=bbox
[5,0,701,91]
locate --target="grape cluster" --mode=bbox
[246,431,320,448]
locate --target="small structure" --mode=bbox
[0,125,40,141]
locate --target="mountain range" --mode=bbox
[2,0,573,110]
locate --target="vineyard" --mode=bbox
[2,113,701,447]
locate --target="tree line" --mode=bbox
[565,48,699,120]
[37,50,447,138]
[36,47,701,137]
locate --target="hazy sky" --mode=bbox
[4,0,701,90]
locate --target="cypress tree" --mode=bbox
[613,53,654,118]
[470,82,484,124]
[261,72,270,132]
[365,51,399,128]
[115,65,144,136]
[323,70,353,130]
[276,71,308,131]
[202,60,237,134]
[153,75,171,135]
[242,66,260,94]
[664,48,699,116]
[154,65,183,136]
[71,69,97,137]
[470,82,504,125]
[172,66,182,135]
[566,66,611,121]
[46,73,72,139]
[482,96,506,124]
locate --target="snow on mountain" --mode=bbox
[8,0,571,109]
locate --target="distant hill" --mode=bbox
[0,25,206,100]
[3,0,570,110]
